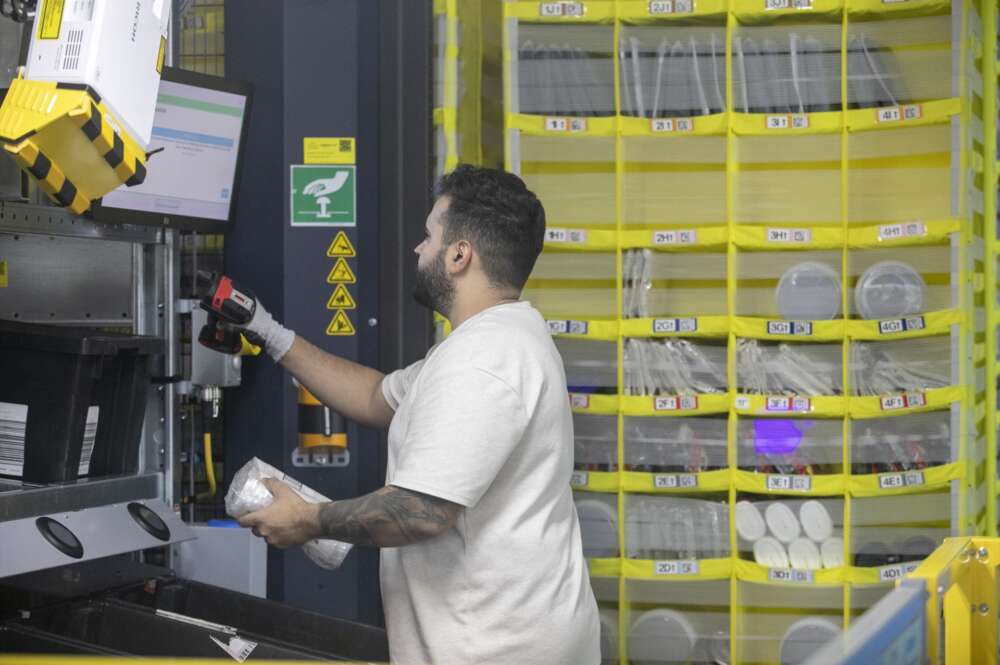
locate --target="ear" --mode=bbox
[446,240,473,275]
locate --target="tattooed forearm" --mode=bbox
[316,485,461,547]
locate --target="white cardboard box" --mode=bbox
[25,0,171,148]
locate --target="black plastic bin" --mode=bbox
[0,320,162,484]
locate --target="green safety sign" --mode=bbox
[290,165,356,226]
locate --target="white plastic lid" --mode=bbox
[780,617,842,665]
[820,537,845,568]
[765,502,802,543]
[754,536,790,568]
[629,609,697,665]
[854,260,926,320]
[575,499,618,558]
[735,500,767,542]
[799,500,834,542]
[775,261,842,321]
[788,537,823,570]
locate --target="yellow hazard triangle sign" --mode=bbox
[326,258,356,284]
[326,309,355,336]
[326,231,356,257]
[327,284,356,310]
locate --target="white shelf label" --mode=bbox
[768,568,815,584]
[877,105,923,123]
[545,227,588,244]
[675,117,694,131]
[654,395,698,411]
[652,317,698,334]
[877,221,926,242]
[544,116,568,131]
[880,392,927,411]
[569,393,590,409]
[570,471,589,487]
[878,562,920,582]
[766,113,790,127]
[649,0,674,12]
[734,396,752,410]
[653,229,698,246]
[878,471,926,490]
[878,316,926,335]
[767,475,813,492]
[765,396,812,413]
[651,118,674,132]
[766,228,812,244]
[655,560,700,576]
[654,473,699,489]
[569,117,588,132]
[767,320,813,336]
[539,1,585,16]
[548,319,589,335]
[764,114,810,129]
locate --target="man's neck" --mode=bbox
[446,290,519,329]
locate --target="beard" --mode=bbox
[413,247,455,315]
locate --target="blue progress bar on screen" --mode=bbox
[152,127,235,148]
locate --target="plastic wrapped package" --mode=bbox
[226,457,352,570]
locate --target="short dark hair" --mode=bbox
[433,164,546,292]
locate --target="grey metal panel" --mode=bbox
[0,232,134,324]
[0,473,160,522]
[0,499,195,578]
[0,202,162,243]
[191,308,243,387]
[174,524,267,598]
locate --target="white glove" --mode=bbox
[245,300,295,362]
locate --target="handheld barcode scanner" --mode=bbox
[196,271,263,356]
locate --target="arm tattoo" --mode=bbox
[317,485,460,547]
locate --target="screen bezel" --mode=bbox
[90,66,253,233]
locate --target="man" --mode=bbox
[237,165,600,665]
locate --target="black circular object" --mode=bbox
[35,517,84,559]
[127,502,170,541]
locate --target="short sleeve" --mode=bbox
[381,359,426,411]
[390,364,528,508]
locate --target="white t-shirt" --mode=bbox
[379,300,599,665]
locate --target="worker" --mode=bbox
[235,164,600,665]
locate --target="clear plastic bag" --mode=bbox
[226,457,353,570]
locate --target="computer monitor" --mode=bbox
[92,67,252,232]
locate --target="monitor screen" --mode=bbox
[92,67,252,232]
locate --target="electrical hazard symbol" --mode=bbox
[327,284,356,310]
[326,310,355,336]
[326,231,356,258]
[326,258,356,284]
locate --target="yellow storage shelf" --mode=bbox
[623,556,734,580]
[620,315,729,338]
[505,0,617,22]
[620,393,731,416]
[731,316,846,341]
[732,469,847,495]
[620,226,729,250]
[570,469,620,491]
[845,308,961,341]
[622,468,732,493]
[618,0,730,21]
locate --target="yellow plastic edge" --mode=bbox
[845,309,962,341]
[732,225,845,249]
[732,469,847,495]
[845,218,961,249]
[730,110,842,136]
[845,0,950,17]
[571,470,620,492]
[570,393,620,415]
[620,226,729,249]
[619,112,728,136]
[621,468,732,493]
[845,98,961,132]
[620,393,731,416]
[733,393,847,417]
[587,558,622,577]
[731,316,846,341]
[618,0,730,20]
[734,559,848,585]
[847,385,963,419]
[505,0,617,22]
[846,461,966,497]
[622,556,734,580]
[621,315,730,338]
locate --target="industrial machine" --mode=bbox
[0,0,434,658]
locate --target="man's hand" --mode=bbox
[237,478,320,549]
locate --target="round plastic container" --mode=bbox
[780,617,842,665]
[775,262,841,320]
[628,609,697,665]
[736,500,767,542]
[765,502,802,544]
[754,536,791,568]
[799,500,834,542]
[854,260,926,320]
